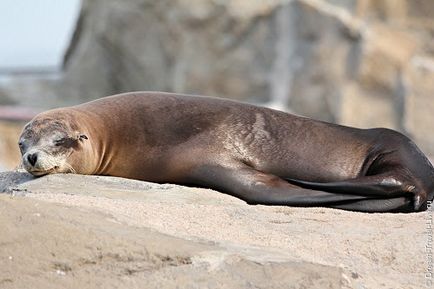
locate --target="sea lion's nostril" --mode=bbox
[27,153,38,166]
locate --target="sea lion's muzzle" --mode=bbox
[26,152,38,167]
[22,149,62,177]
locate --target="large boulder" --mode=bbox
[0,171,429,289]
[0,0,433,156]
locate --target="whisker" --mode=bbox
[64,162,76,174]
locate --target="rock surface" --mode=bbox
[0,171,431,289]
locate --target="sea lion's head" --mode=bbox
[18,110,89,177]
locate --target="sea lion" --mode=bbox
[18,92,434,212]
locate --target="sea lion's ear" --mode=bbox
[78,134,88,141]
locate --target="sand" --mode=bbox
[1,171,432,288]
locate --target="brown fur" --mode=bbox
[18,92,434,212]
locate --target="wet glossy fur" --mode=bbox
[19,92,434,212]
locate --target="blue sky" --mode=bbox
[0,0,81,70]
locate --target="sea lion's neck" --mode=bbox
[70,108,110,175]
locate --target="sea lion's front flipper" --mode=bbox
[285,173,419,211]
[330,197,412,213]
[188,163,373,208]
[285,174,413,198]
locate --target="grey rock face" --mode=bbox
[0,0,433,156]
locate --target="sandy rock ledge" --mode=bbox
[0,171,431,289]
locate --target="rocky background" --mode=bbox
[1,0,433,164]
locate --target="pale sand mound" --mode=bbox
[0,195,342,289]
[1,171,432,289]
